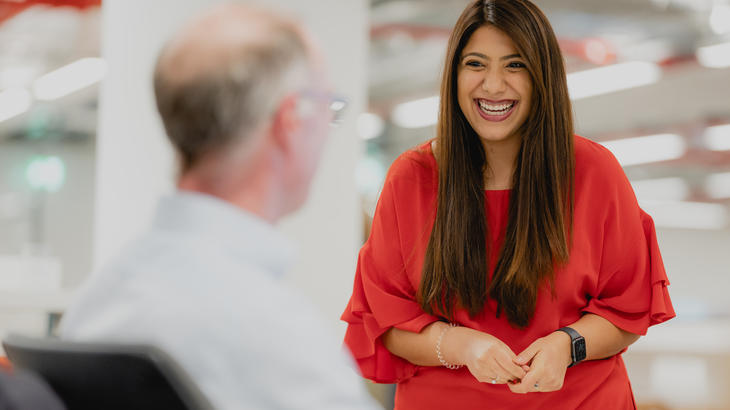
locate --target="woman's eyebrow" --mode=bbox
[461,52,523,61]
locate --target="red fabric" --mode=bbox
[341,135,675,410]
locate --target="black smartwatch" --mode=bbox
[557,327,586,367]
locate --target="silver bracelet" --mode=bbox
[436,322,462,369]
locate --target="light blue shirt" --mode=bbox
[60,191,378,410]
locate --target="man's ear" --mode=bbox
[270,94,301,154]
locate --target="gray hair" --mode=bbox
[153,16,311,172]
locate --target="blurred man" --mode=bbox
[60,4,377,409]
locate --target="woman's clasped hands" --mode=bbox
[448,327,572,394]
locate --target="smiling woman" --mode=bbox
[457,26,533,147]
[342,0,675,409]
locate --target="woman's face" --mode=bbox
[457,25,532,146]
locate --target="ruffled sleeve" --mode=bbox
[581,145,676,335]
[341,157,440,383]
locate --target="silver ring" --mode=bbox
[491,378,498,384]
[534,382,539,390]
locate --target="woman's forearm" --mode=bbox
[382,321,452,366]
[566,313,641,361]
[383,313,639,370]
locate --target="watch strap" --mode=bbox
[558,326,581,340]
[557,326,586,367]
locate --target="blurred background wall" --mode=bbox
[0,0,729,409]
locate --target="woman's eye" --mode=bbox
[465,60,483,68]
[507,61,526,69]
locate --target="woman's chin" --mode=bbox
[476,130,521,144]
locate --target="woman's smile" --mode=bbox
[474,98,518,122]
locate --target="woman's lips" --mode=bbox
[475,99,517,122]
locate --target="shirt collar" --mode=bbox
[151,191,296,278]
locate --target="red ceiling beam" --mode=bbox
[0,0,100,25]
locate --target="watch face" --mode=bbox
[573,338,587,362]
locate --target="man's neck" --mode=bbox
[177,174,283,224]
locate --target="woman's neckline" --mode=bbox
[425,140,513,192]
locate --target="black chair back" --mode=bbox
[2,334,212,410]
[0,368,65,410]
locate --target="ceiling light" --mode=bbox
[710,3,730,34]
[583,39,613,65]
[357,113,385,140]
[640,200,728,230]
[600,134,686,166]
[392,95,439,129]
[705,171,730,199]
[25,156,66,192]
[703,123,730,151]
[0,87,32,123]
[33,57,107,101]
[631,177,690,201]
[567,61,661,100]
[696,42,730,68]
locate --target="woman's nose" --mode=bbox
[481,68,506,95]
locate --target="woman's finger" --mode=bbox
[495,351,527,380]
[509,368,541,394]
[514,340,541,366]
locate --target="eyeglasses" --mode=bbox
[300,90,348,126]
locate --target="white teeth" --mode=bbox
[478,100,514,113]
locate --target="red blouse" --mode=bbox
[342,135,675,410]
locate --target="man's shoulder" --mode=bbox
[62,231,278,328]
[62,238,378,409]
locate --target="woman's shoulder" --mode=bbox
[385,139,437,183]
[574,134,619,166]
[573,134,636,204]
[573,134,627,183]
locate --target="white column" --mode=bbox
[272,0,368,330]
[95,0,367,330]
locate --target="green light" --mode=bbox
[24,156,66,192]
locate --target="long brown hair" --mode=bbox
[417,0,575,328]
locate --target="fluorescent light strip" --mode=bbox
[33,57,108,101]
[600,134,686,166]
[697,42,730,68]
[631,177,689,201]
[0,87,32,123]
[703,124,730,151]
[392,95,439,129]
[640,200,728,230]
[567,61,661,100]
[705,172,730,199]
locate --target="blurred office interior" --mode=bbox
[0,0,728,408]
